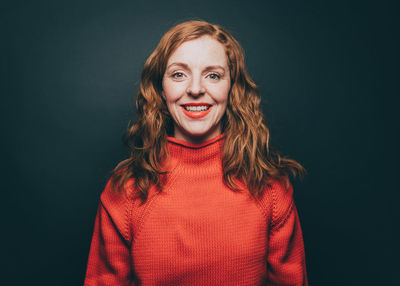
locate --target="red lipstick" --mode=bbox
[181,103,212,119]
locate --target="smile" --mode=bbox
[180,103,213,118]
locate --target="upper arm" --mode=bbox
[265,179,308,286]
[84,180,136,286]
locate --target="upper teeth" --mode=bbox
[184,105,210,111]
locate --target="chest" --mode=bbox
[130,184,269,284]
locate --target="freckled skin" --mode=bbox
[162,36,231,144]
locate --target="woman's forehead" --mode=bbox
[166,36,228,69]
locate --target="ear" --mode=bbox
[161,90,166,100]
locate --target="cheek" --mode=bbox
[162,83,182,120]
[209,84,230,103]
[162,81,185,103]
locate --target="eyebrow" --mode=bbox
[166,62,226,72]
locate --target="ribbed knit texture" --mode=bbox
[84,134,308,285]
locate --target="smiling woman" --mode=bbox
[84,20,308,285]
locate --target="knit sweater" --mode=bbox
[84,134,308,285]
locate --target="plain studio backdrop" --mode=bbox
[1,0,398,285]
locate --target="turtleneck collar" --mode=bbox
[166,134,225,168]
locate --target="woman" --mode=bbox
[84,20,308,285]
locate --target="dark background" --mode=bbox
[1,0,398,285]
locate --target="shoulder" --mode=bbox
[256,176,295,229]
[100,178,134,207]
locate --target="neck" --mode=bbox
[172,124,222,145]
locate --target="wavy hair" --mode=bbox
[111,20,305,202]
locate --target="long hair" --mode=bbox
[111,20,305,202]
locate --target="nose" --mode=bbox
[186,76,205,97]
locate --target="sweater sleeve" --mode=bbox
[266,179,308,286]
[84,180,135,286]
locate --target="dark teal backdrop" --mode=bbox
[1,0,398,285]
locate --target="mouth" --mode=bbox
[180,103,213,118]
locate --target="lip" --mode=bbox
[181,102,212,107]
[180,103,213,119]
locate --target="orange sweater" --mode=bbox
[84,134,308,285]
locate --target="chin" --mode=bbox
[184,125,214,136]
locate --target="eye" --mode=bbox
[171,72,185,79]
[207,73,221,80]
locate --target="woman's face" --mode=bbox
[162,36,231,144]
